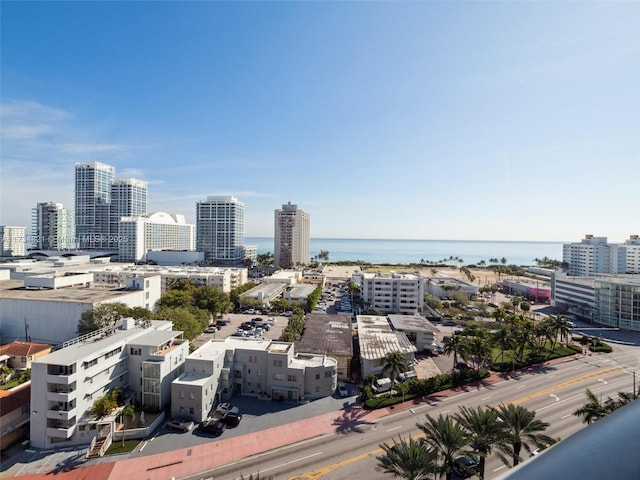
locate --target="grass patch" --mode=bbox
[491,343,583,372]
[105,439,140,455]
[0,378,22,390]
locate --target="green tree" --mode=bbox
[466,336,492,371]
[18,368,31,383]
[494,403,556,467]
[193,286,232,317]
[90,394,117,418]
[317,250,330,262]
[381,351,409,387]
[492,323,513,364]
[455,406,510,480]
[120,404,136,446]
[418,414,469,480]
[443,334,468,371]
[156,307,202,340]
[155,289,193,310]
[377,436,438,480]
[78,302,129,334]
[0,365,14,385]
[128,306,153,320]
[573,388,608,424]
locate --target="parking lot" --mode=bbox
[191,312,289,349]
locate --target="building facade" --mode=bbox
[75,162,116,249]
[594,276,640,331]
[562,234,640,276]
[32,202,75,250]
[29,318,187,449]
[118,212,195,262]
[353,271,424,314]
[172,337,338,422]
[196,196,245,264]
[274,201,310,269]
[109,178,148,248]
[0,226,25,257]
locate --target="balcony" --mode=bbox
[46,372,77,385]
[46,390,75,403]
[46,407,77,421]
[47,424,76,439]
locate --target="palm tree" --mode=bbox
[377,436,438,480]
[381,351,409,387]
[494,403,556,466]
[492,323,512,365]
[120,404,135,446]
[467,336,492,371]
[573,388,608,424]
[442,334,468,371]
[455,406,510,479]
[418,414,469,480]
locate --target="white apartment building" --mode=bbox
[30,318,187,449]
[424,276,479,299]
[563,234,640,276]
[118,212,195,262]
[109,178,147,248]
[353,271,424,314]
[0,274,162,346]
[356,314,417,378]
[0,226,25,257]
[594,276,640,331]
[172,337,338,422]
[92,265,247,294]
[196,196,245,264]
[32,202,75,250]
[274,201,310,269]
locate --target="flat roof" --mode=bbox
[33,320,177,365]
[188,337,273,361]
[388,314,438,333]
[129,330,179,347]
[356,314,417,360]
[173,372,211,386]
[0,280,140,303]
[296,313,353,357]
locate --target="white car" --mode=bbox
[337,383,349,398]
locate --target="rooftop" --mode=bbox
[296,314,353,357]
[0,279,142,303]
[0,340,53,357]
[356,314,417,360]
[387,314,438,333]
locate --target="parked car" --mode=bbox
[204,325,218,333]
[221,411,243,426]
[166,418,194,432]
[198,419,226,435]
[337,383,349,398]
[216,402,237,416]
[453,455,480,478]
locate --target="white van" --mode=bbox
[372,377,393,394]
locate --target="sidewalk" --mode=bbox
[3,355,579,480]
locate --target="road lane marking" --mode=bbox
[598,378,608,384]
[561,413,573,419]
[509,366,622,406]
[516,385,527,389]
[258,451,324,474]
[387,426,402,432]
[549,394,559,401]
[481,396,492,401]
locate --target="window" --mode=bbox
[324,371,332,378]
[273,374,284,381]
[179,391,185,399]
[287,375,297,382]
[105,346,122,359]
[249,355,257,363]
[315,374,320,380]
[130,347,141,356]
[83,358,98,369]
[189,392,195,400]
[189,408,194,415]
[273,359,283,367]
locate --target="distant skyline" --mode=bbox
[1,2,638,242]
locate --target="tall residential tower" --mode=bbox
[274,201,310,269]
[196,196,245,264]
[32,201,75,250]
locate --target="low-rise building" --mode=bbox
[0,383,31,450]
[0,341,53,370]
[356,314,417,379]
[30,318,187,449]
[172,337,338,422]
[387,314,439,353]
[424,276,478,300]
[296,313,353,381]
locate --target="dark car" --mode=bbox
[221,411,243,426]
[453,455,480,478]
[198,419,226,435]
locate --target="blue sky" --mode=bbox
[1,1,638,242]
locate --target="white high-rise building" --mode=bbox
[109,178,147,248]
[118,212,195,262]
[32,201,75,250]
[74,162,116,249]
[274,201,310,269]
[196,196,245,264]
[563,234,640,276]
[0,226,25,257]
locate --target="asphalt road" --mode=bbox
[180,322,640,480]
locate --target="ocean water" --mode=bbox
[245,237,564,266]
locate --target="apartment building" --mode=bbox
[109,178,147,248]
[92,265,248,294]
[594,276,640,331]
[353,271,424,314]
[196,196,245,264]
[31,202,75,250]
[562,234,640,276]
[172,337,338,422]
[30,318,187,449]
[356,314,417,378]
[0,226,25,257]
[387,314,438,353]
[117,212,195,262]
[274,201,310,269]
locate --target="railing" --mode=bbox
[98,432,112,457]
[85,436,97,459]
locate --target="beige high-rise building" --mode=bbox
[274,201,310,269]
[0,226,25,257]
